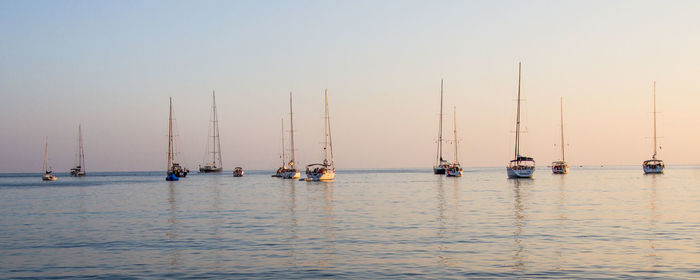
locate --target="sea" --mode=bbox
[1,166,699,279]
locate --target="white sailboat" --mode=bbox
[70,124,86,177]
[304,89,335,181]
[506,62,535,179]
[433,79,449,174]
[446,106,463,177]
[167,97,188,181]
[643,81,665,174]
[552,97,569,174]
[282,92,301,179]
[199,91,223,173]
[273,118,286,177]
[41,136,57,181]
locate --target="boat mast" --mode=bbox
[560,97,565,162]
[289,92,296,168]
[281,118,286,167]
[324,89,334,168]
[653,81,657,159]
[514,62,522,159]
[453,106,458,164]
[43,136,49,173]
[211,90,222,167]
[168,97,174,170]
[437,79,444,165]
[78,124,85,172]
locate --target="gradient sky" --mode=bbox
[1,0,700,172]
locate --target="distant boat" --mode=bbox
[41,136,57,181]
[272,118,285,177]
[166,97,188,181]
[552,97,569,174]
[446,106,463,177]
[643,81,665,174]
[69,124,86,177]
[281,92,301,179]
[304,89,335,181]
[233,167,244,177]
[433,79,450,174]
[506,62,535,179]
[199,91,223,173]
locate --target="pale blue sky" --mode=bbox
[1,0,700,172]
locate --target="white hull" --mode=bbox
[446,170,462,177]
[305,170,335,181]
[282,171,300,179]
[507,167,534,178]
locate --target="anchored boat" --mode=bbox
[70,124,86,177]
[199,91,223,173]
[506,62,535,179]
[552,97,569,174]
[166,97,188,181]
[433,79,450,174]
[304,89,335,182]
[281,92,301,179]
[643,81,665,174]
[41,136,57,181]
[446,106,463,177]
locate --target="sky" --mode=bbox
[1,0,700,172]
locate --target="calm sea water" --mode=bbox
[1,167,699,279]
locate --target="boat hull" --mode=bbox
[305,170,335,181]
[199,166,222,173]
[166,173,179,181]
[507,167,535,178]
[282,170,300,179]
[552,166,569,174]
[42,175,57,181]
[552,162,569,174]
[643,159,665,174]
[446,170,462,177]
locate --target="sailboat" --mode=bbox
[166,97,188,181]
[282,92,301,179]
[272,118,286,177]
[643,81,665,174]
[552,97,569,174]
[199,91,223,173]
[446,106,463,177]
[433,79,450,174]
[304,89,335,181]
[506,62,535,179]
[70,124,86,177]
[41,136,57,181]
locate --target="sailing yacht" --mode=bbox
[506,62,535,179]
[446,106,463,177]
[433,79,450,174]
[552,97,569,174]
[643,81,665,174]
[70,124,86,177]
[304,89,335,181]
[272,118,286,177]
[282,92,301,179]
[41,136,57,181]
[167,97,188,181]
[199,91,223,173]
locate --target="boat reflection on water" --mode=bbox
[646,175,660,272]
[167,182,180,267]
[511,179,532,271]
